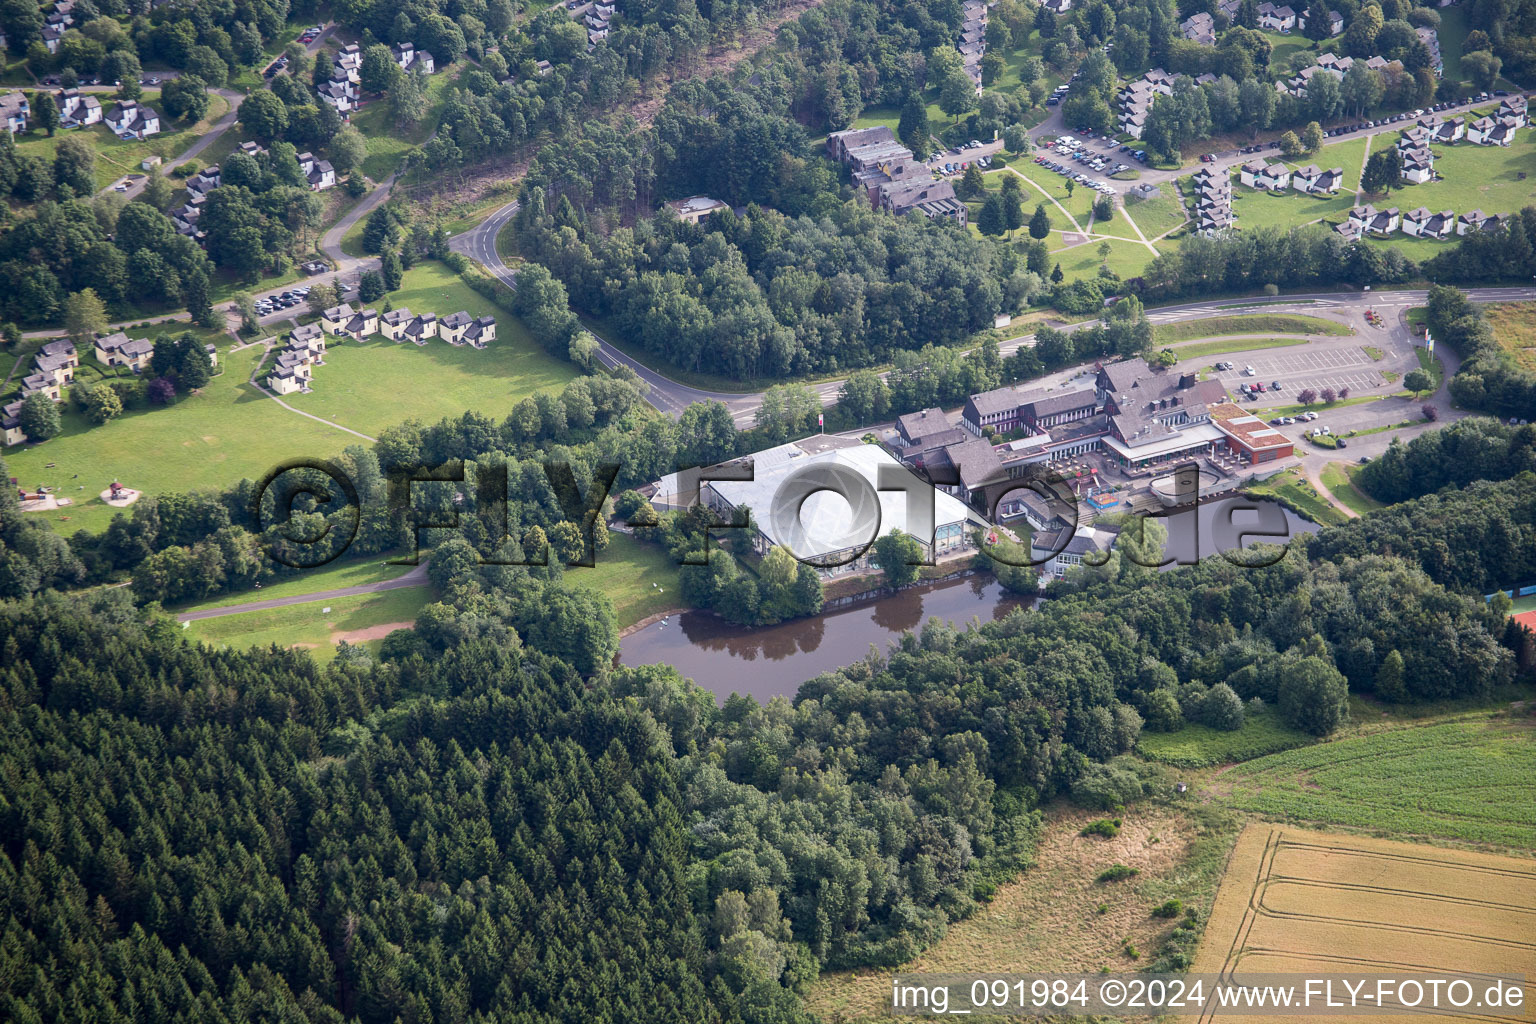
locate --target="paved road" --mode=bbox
[174,561,429,622]
[450,199,764,421]
[446,200,1536,426]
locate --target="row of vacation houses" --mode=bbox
[4,333,218,445]
[321,42,437,114]
[266,304,497,395]
[0,89,161,139]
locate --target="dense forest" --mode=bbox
[2,460,1529,1020]
[515,188,1037,378]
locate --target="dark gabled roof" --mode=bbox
[1019,384,1098,419]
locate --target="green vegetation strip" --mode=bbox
[1137,709,1314,768]
[1221,718,1536,848]
[1171,336,1309,361]
[1244,468,1348,527]
[1153,314,1351,346]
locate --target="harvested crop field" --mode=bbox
[1194,825,1536,1020]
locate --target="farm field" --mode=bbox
[1193,824,1536,1019]
[183,585,431,662]
[1215,717,1536,848]
[2,342,361,536]
[1154,314,1352,345]
[284,264,576,435]
[1484,302,1536,373]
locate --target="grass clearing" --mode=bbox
[350,70,457,182]
[807,803,1244,1023]
[3,342,367,536]
[1194,822,1536,998]
[183,585,431,663]
[1153,314,1352,345]
[1138,709,1315,768]
[1320,461,1385,516]
[1171,335,1311,361]
[567,531,683,629]
[1484,302,1536,373]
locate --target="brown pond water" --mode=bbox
[620,497,1314,703]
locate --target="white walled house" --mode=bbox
[104,100,160,139]
[0,92,28,134]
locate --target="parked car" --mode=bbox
[1271,381,1282,390]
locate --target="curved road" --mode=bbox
[445,197,1536,425]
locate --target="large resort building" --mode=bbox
[883,357,1296,518]
[826,127,967,226]
[649,434,979,576]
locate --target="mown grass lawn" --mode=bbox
[566,531,683,628]
[1320,460,1384,516]
[1171,335,1311,360]
[1004,163,1098,230]
[183,585,431,662]
[1049,235,1156,283]
[1229,137,1367,233]
[170,549,420,614]
[1244,466,1349,526]
[13,90,230,191]
[1383,124,1536,217]
[1121,194,1188,239]
[2,342,365,536]
[284,262,576,436]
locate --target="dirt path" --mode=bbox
[1001,164,1085,234]
[1302,457,1359,519]
[175,562,429,622]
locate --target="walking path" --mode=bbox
[174,561,429,622]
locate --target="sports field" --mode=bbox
[1195,825,1536,1019]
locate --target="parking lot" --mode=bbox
[1031,135,1135,195]
[1215,345,1393,399]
